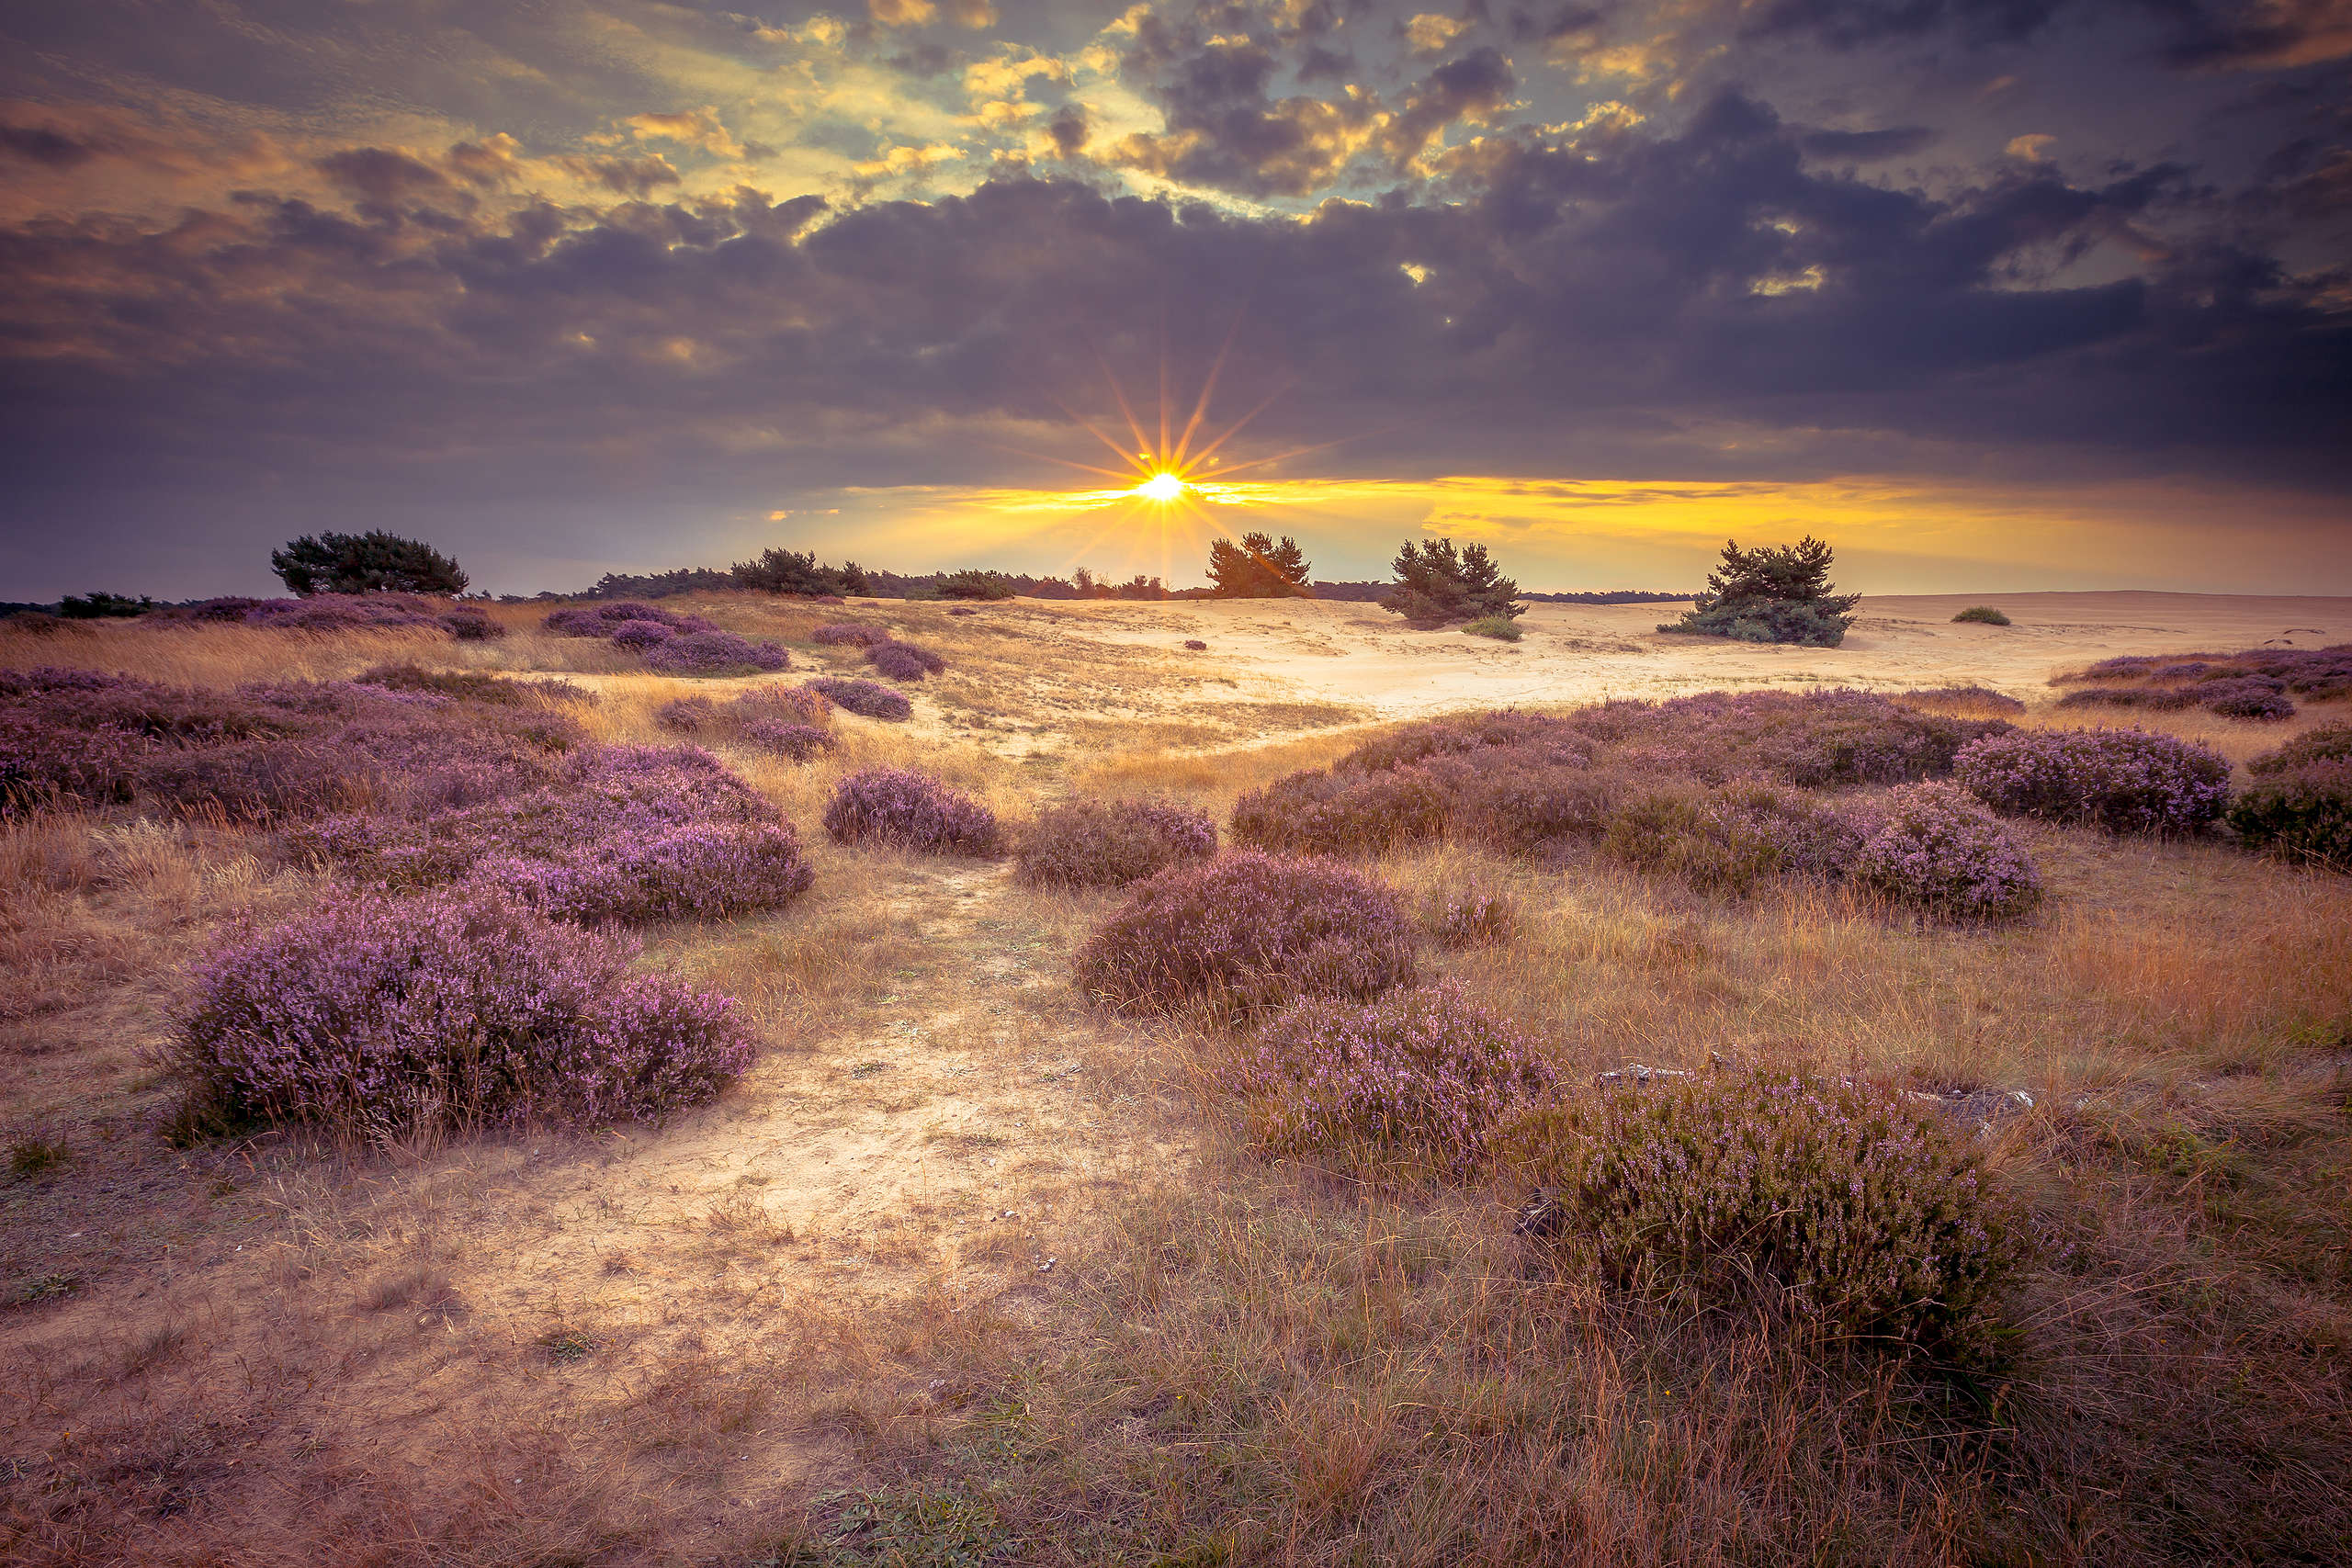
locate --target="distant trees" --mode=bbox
[732,547,871,597]
[58,592,153,618]
[937,569,1020,601]
[1661,536,1859,648]
[1206,533,1313,598]
[272,532,469,596]
[1379,538,1521,624]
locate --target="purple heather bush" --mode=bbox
[1425,887,1518,947]
[2229,722,2352,870]
[1853,783,2042,920]
[175,886,752,1143]
[241,593,445,632]
[1601,784,1866,894]
[1073,852,1419,1020]
[1014,797,1216,888]
[1230,766,1451,856]
[737,720,832,761]
[807,676,913,721]
[811,623,891,647]
[439,607,506,641]
[1183,639,1208,651]
[303,744,815,921]
[1955,727,2231,835]
[607,617,677,650]
[2197,676,2296,720]
[543,602,715,637]
[865,639,946,682]
[640,628,791,676]
[1235,984,1557,1179]
[2055,645,2352,710]
[1897,685,2028,715]
[1506,1071,2022,1367]
[822,767,1000,856]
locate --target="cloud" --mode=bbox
[1406,12,1476,51]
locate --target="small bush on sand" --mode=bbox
[1507,1072,2021,1367]
[1234,984,1557,1179]
[1660,537,1859,648]
[1854,783,2042,920]
[1182,638,1207,651]
[1464,615,1522,642]
[823,767,1000,855]
[1952,606,2010,626]
[1015,798,1216,888]
[808,677,913,721]
[866,639,946,681]
[176,886,752,1143]
[1955,728,2231,835]
[1230,767,1450,856]
[2229,723,2352,870]
[1073,852,1418,1020]
[2198,676,2295,720]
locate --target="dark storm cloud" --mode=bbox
[1798,125,1939,160]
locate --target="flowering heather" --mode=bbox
[241,593,445,631]
[738,720,832,761]
[1898,685,2028,714]
[2056,645,2352,708]
[866,639,945,682]
[1601,784,1866,894]
[305,744,814,920]
[807,676,913,721]
[1956,727,2231,835]
[1507,1071,2022,1366]
[439,606,506,640]
[640,628,791,676]
[543,602,716,637]
[1014,797,1217,888]
[1853,783,2042,920]
[356,663,530,705]
[1229,766,1451,856]
[822,767,1000,855]
[2230,724,2352,870]
[1073,852,1419,1020]
[811,623,890,647]
[1445,761,1624,852]
[1425,888,1518,947]
[1337,709,1590,775]
[655,695,717,732]
[2197,676,2296,720]
[0,712,138,813]
[1235,985,1557,1179]
[175,886,752,1143]
[607,617,677,650]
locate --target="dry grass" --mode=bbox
[3,604,2348,1565]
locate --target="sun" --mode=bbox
[1136,471,1185,502]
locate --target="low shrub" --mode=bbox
[1464,615,1523,642]
[1234,985,1557,1179]
[739,720,832,761]
[1425,888,1518,947]
[655,696,715,732]
[175,886,752,1142]
[822,767,1000,855]
[866,639,946,681]
[1015,797,1216,888]
[1662,598,1853,648]
[1229,767,1450,856]
[356,664,526,705]
[439,607,506,640]
[1183,638,1208,651]
[1951,605,2011,626]
[811,623,890,647]
[1601,784,1864,894]
[243,594,443,632]
[1897,685,2027,715]
[1506,1071,2021,1367]
[302,744,815,921]
[808,677,913,721]
[641,628,791,676]
[2230,724,2352,870]
[543,602,714,637]
[1955,727,2231,834]
[1073,852,1419,1020]
[2198,676,2295,720]
[1448,762,1623,852]
[1853,783,2042,920]
[607,618,676,651]
[1,712,138,814]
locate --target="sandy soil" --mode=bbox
[1044,591,2352,719]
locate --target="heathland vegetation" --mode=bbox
[2,565,2349,1565]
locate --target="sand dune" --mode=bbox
[1046,591,2352,719]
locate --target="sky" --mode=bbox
[0,0,2347,599]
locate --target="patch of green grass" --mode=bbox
[1952,605,2011,626]
[8,1136,69,1177]
[761,1485,1014,1567]
[537,1326,596,1363]
[1463,615,1523,641]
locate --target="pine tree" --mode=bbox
[1206,532,1313,598]
[1662,536,1860,647]
[731,548,869,597]
[1378,537,1521,623]
[271,532,468,596]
